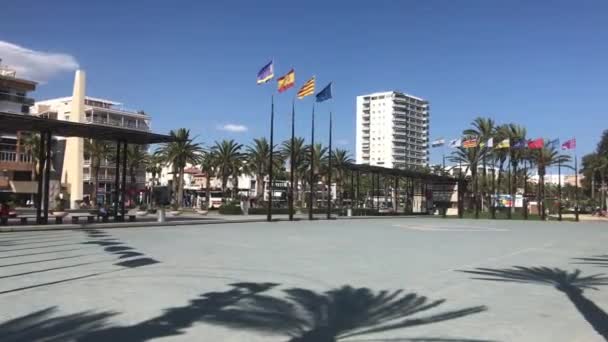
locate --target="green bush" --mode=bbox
[248,207,291,215]
[219,203,243,215]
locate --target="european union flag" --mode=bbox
[315,82,332,102]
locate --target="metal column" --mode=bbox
[36,132,46,224]
[43,132,52,223]
[114,141,121,220]
[121,141,128,219]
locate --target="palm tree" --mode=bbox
[126,145,149,201]
[463,117,495,214]
[462,266,608,340]
[203,284,486,342]
[145,154,163,207]
[331,149,354,208]
[199,152,215,209]
[507,124,527,215]
[449,146,484,218]
[303,143,328,208]
[20,133,42,176]
[280,137,307,207]
[528,141,571,220]
[155,129,204,207]
[491,124,510,196]
[84,139,112,207]
[592,155,608,210]
[210,139,244,199]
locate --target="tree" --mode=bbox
[84,139,112,207]
[507,124,527,214]
[528,141,571,220]
[145,154,163,207]
[330,149,354,207]
[198,152,215,209]
[303,143,328,208]
[280,137,307,206]
[155,129,204,207]
[211,139,244,200]
[245,138,281,204]
[449,146,484,217]
[491,124,510,197]
[463,117,495,214]
[20,132,42,177]
[126,145,149,198]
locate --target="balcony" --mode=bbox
[0,151,34,171]
[84,116,150,131]
[0,92,35,106]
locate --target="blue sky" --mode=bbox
[1,0,606,169]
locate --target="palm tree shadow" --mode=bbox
[573,255,608,268]
[0,283,488,342]
[203,285,487,342]
[460,266,608,341]
[0,307,115,342]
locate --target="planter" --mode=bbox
[136,211,148,217]
[196,209,209,216]
[52,211,68,218]
[169,210,182,216]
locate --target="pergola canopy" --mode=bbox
[0,111,176,144]
[344,163,456,183]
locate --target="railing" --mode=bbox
[0,92,35,106]
[0,151,34,164]
[84,117,150,131]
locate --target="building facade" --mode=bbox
[356,91,429,169]
[0,64,38,204]
[31,70,152,208]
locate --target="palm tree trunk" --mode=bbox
[539,167,545,220]
[205,174,211,209]
[177,168,185,207]
[472,168,479,218]
[92,163,99,207]
[560,287,608,340]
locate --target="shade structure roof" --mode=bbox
[0,111,176,145]
[344,163,456,182]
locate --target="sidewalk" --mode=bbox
[0,211,422,233]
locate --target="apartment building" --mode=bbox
[356,91,429,169]
[31,70,152,208]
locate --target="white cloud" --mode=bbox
[217,123,248,133]
[0,40,79,82]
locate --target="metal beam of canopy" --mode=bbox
[1,111,179,224]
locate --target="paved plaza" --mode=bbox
[1,218,608,341]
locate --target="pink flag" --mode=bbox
[561,138,576,150]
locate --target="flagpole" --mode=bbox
[289,99,295,221]
[327,111,333,219]
[309,103,315,220]
[574,151,579,222]
[558,157,562,221]
[267,94,275,222]
[523,159,528,220]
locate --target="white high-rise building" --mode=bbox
[356,91,429,169]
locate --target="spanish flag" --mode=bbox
[495,138,510,149]
[462,138,478,149]
[297,76,315,99]
[277,69,295,93]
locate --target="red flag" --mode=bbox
[561,138,576,150]
[528,138,544,149]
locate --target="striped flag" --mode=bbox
[277,69,295,93]
[528,138,544,149]
[297,76,315,99]
[431,138,445,147]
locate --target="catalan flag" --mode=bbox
[297,76,315,99]
[277,69,295,93]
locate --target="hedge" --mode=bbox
[219,204,243,215]
[248,208,291,215]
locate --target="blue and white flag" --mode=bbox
[315,82,333,102]
[448,138,462,148]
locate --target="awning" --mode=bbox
[10,181,38,193]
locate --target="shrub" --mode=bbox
[248,207,291,215]
[219,203,243,215]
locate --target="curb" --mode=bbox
[0,214,427,233]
